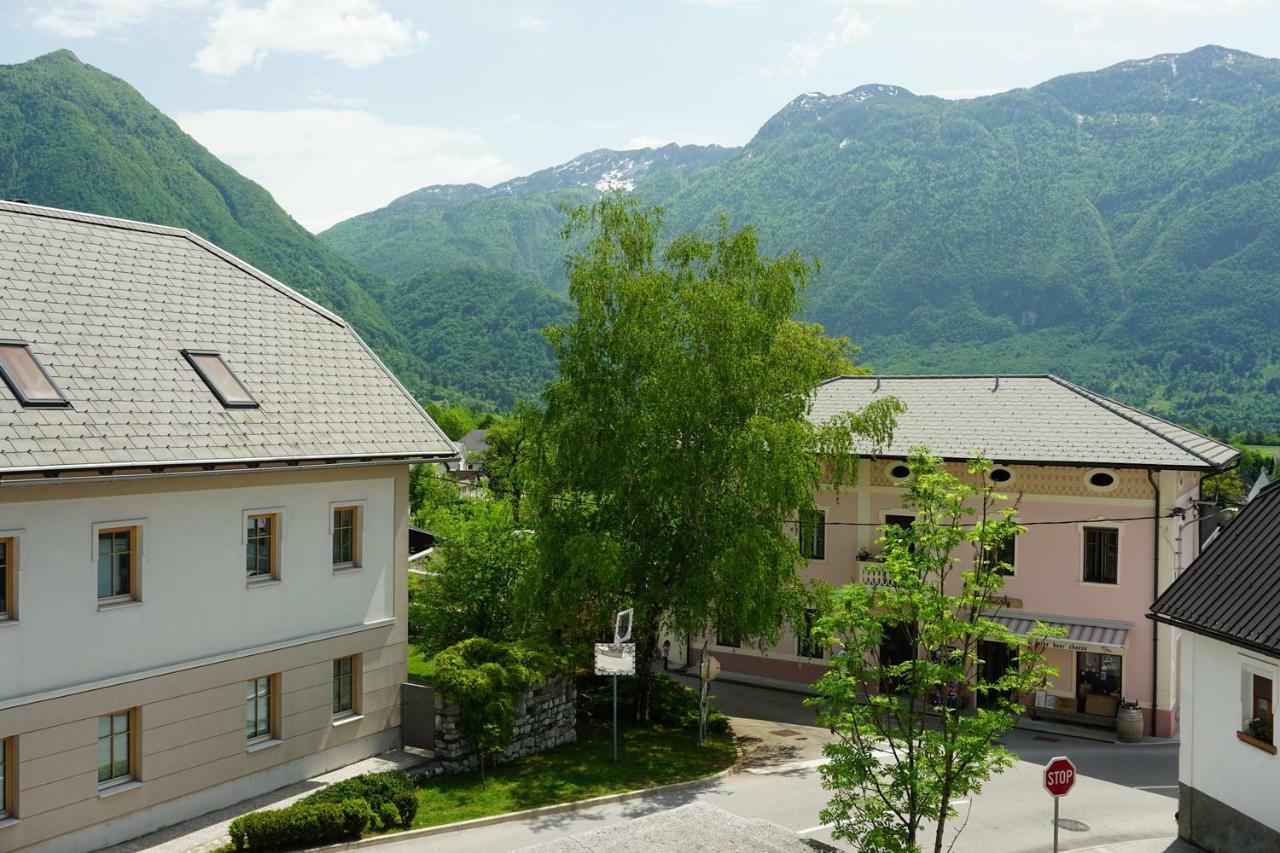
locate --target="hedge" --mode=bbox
[228,799,370,850]
[228,771,418,849]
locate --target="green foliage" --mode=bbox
[389,269,572,407]
[322,46,1280,429]
[299,771,417,828]
[526,196,900,718]
[427,638,551,774]
[227,799,370,850]
[480,400,543,524]
[810,451,1061,853]
[410,498,535,656]
[1200,444,1277,505]
[578,673,729,734]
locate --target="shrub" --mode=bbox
[429,638,550,775]
[301,770,415,816]
[378,801,402,830]
[392,790,419,826]
[227,799,370,849]
[578,672,729,734]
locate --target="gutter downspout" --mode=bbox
[1147,469,1160,738]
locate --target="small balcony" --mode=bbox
[857,559,893,588]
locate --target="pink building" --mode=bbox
[699,375,1238,737]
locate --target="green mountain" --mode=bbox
[0,49,459,402]
[323,45,1280,430]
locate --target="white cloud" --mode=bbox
[32,0,204,38]
[626,135,670,149]
[516,14,548,32]
[176,108,516,231]
[307,90,370,108]
[761,1,873,80]
[687,0,760,6]
[194,0,427,76]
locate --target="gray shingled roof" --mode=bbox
[1150,482,1280,656]
[811,375,1237,470]
[0,201,456,474]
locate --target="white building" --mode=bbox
[0,201,457,850]
[1150,480,1280,852]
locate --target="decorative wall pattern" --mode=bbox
[866,460,1157,500]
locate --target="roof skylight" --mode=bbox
[0,341,69,407]
[182,349,258,409]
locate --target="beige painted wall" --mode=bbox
[0,463,411,851]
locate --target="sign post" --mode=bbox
[594,609,637,763]
[1043,755,1076,853]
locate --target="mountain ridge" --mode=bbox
[321,44,1280,429]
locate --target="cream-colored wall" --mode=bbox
[0,464,412,851]
[0,466,397,701]
[1179,633,1280,833]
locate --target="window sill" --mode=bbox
[97,598,142,612]
[97,779,142,799]
[0,616,18,628]
[246,577,281,589]
[1236,731,1277,755]
[332,564,363,575]
[1079,581,1120,589]
[246,737,284,754]
[0,817,18,831]
[331,713,364,728]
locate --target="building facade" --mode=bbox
[1151,481,1280,853]
[697,375,1236,737]
[0,202,456,850]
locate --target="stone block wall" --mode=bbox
[429,675,577,775]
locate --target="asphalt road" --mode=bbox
[379,676,1180,852]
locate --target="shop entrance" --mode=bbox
[1076,651,1123,719]
[978,640,1018,709]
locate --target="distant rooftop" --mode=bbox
[811,374,1237,470]
[0,200,456,474]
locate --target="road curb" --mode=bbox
[319,745,743,850]
[1060,837,1179,853]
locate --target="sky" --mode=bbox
[1,0,1277,232]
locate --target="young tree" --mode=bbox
[810,450,1060,853]
[411,492,535,656]
[482,400,542,526]
[525,195,901,719]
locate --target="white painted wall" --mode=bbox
[1179,632,1280,833]
[0,471,396,701]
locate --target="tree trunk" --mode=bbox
[633,608,661,722]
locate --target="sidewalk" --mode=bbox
[99,750,427,853]
[1063,840,1196,853]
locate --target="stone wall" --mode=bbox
[428,675,577,775]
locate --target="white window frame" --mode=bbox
[1084,468,1120,493]
[884,461,912,484]
[242,507,285,586]
[1079,522,1122,587]
[91,519,146,608]
[1239,655,1278,744]
[0,529,22,623]
[329,499,367,572]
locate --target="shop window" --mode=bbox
[797,609,823,659]
[1076,652,1122,717]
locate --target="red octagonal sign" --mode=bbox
[1043,755,1076,797]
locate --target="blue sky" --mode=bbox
[2,0,1277,231]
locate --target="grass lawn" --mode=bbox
[408,723,737,829]
[407,644,432,681]
[1244,444,1280,458]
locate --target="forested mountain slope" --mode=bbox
[0,50,454,401]
[325,45,1280,429]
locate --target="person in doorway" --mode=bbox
[662,639,671,670]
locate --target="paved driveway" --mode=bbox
[376,676,1181,852]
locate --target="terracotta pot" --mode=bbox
[1116,705,1144,742]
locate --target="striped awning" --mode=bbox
[986,611,1133,654]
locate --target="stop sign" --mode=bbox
[1043,755,1076,797]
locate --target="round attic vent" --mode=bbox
[1086,469,1117,490]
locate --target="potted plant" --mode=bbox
[1246,715,1273,745]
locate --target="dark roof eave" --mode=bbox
[848,451,1233,472]
[0,449,460,479]
[1148,611,1280,660]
